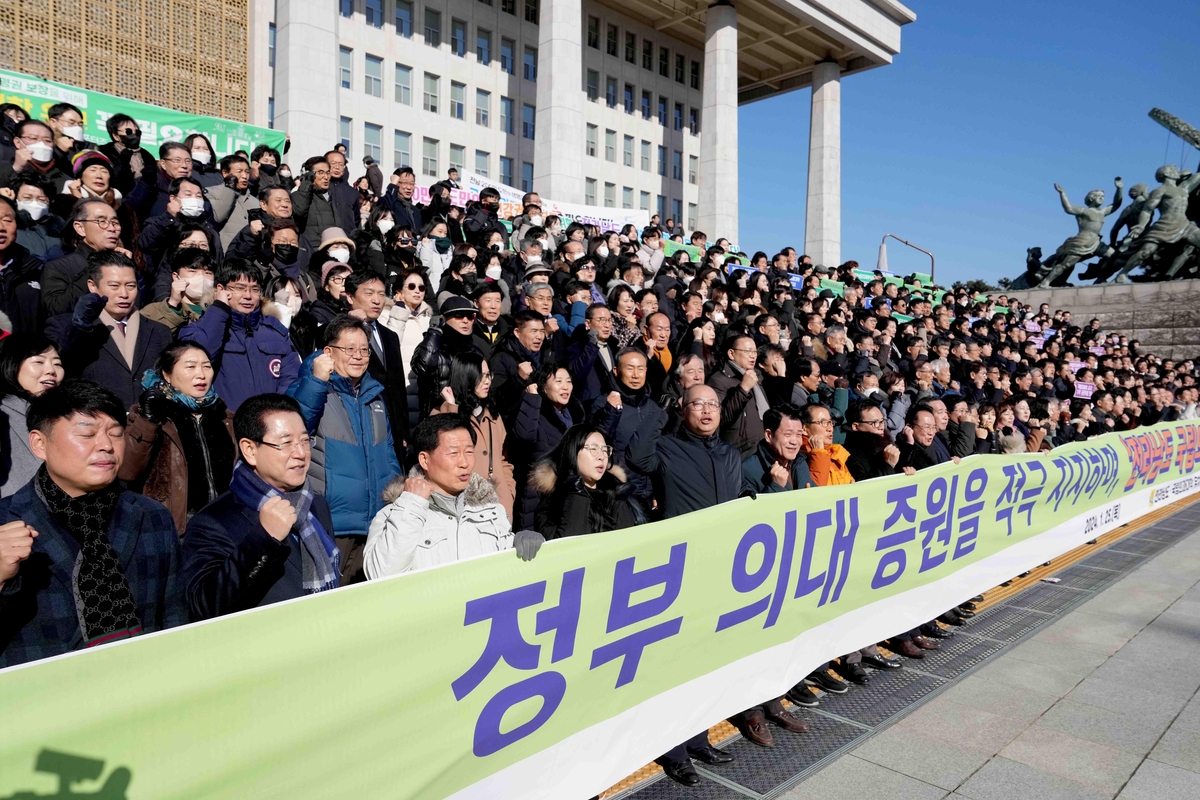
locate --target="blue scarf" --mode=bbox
[140,369,220,412]
[228,461,340,594]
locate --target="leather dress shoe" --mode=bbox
[767,709,811,732]
[661,760,701,787]
[742,713,774,747]
[970,595,984,603]
[890,639,925,658]
[955,606,976,618]
[938,610,966,626]
[833,660,871,685]
[786,685,821,707]
[920,623,953,639]
[687,744,734,765]
[891,638,925,658]
[862,653,903,670]
[807,670,850,694]
[959,601,979,612]
[913,635,940,650]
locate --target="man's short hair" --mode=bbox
[845,399,884,425]
[27,380,126,435]
[169,246,215,275]
[513,309,545,328]
[322,315,369,347]
[250,144,281,163]
[258,184,290,204]
[15,119,52,140]
[158,140,188,160]
[763,402,804,433]
[46,102,82,121]
[344,269,383,297]
[394,166,415,179]
[479,187,501,202]
[219,153,249,173]
[86,250,136,285]
[233,393,304,446]
[412,413,477,455]
[215,258,264,288]
[800,403,830,425]
[168,176,203,196]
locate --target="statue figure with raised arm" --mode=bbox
[1034,177,1123,287]
[1110,164,1200,283]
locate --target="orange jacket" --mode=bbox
[803,442,855,487]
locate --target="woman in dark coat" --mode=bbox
[530,424,645,539]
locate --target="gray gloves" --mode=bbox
[514,530,545,561]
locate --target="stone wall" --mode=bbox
[1000,280,1200,361]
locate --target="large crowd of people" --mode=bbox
[0,101,1197,788]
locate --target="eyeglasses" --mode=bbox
[255,436,314,453]
[732,348,757,355]
[686,400,720,410]
[809,418,835,427]
[859,418,885,428]
[226,283,261,295]
[582,444,613,458]
[162,156,191,165]
[328,345,371,357]
[327,276,347,286]
[83,217,122,229]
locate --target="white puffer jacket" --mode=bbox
[378,301,433,429]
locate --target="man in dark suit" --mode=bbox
[46,251,173,409]
[0,380,186,668]
[183,394,339,620]
[344,269,409,459]
[39,198,127,319]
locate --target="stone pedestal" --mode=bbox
[275,0,338,165]
[697,1,739,243]
[532,0,585,202]
[805,60,841,268]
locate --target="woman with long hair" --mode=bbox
[676,318,718,377]
[183,132,221,188]
[530,425,645,539]
[0,334,65,497]
[380,267,435,430]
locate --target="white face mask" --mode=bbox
[377,219,395,235]
[596,245,610,258]
[529,215,543,227]
[192,150,211,166]
[24,141,53,163]
[179,197,205,217]
[185,275,215,302]
[538,237,549,251]
[329,246,351,263]
[486,265,502,280]
[61,125,84,141]
[275,304,293,328]
[17,200,48,220]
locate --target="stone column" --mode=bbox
[275,0,338,166]
[533,0,584,202]
[697,1,739,243]
[805,60,841,267]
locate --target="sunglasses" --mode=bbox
[403,283,425,291]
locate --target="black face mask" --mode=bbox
[461,272,479,287]
[273,243,299,265]
[119,133,141,149]
[258,163,278,176]
[484,202,499,213]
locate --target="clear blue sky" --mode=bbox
[737,0,1200,286]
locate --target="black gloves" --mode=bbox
[138,383,174,425]
[71,292,108,329]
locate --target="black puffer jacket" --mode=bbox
[530,461,645,539]
[411,324,480,418]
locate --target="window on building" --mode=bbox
[622,186,633,209]
[688,203,697,230]
[365,55,383,97]
[479,0,492,5]
[475,150,489,177]
[267,97,274,128]
[586,70,599,101]
[691,60,701,90]
[658,96,667,127]
[500,96,514,134]
[587,16,600,49]
[395,1,413,37]
[585,124,597,157]
[500,156,514,186]
[689,107,699,135]
[522,104,535,139]
[604,129,615,162]
[640,140,650,171]
[365,0,383,27]
[524,0,539,24]
[339,116,352,156]
[340,0,352,18]
[585,178,597,205]
[688,155,698,184]
[604,182,615,208]
[521,161,534,192]
[500,38,515,74]
[642,39,653,70]
[424,9,441,47]
[606,24,618,56]
[659,46,669,77]
[364,123,382,161]
[657,145,666,176]
[451,19,467,57]
[623,83,634,114]
[449,144,465,174]
[641,90,651,120]
[268,23,275,68]
[394,130,411,168]
[605,76,617,108]
[672,199,682,225]
[422,137,439,176]
[657,194,666,219]
[395,65,412,104]
[423,73,439,113]
[639,190,650,210]
[477,28,491,65]
[673,103,683,131]
[625,32,636,63]
[501,0,515,15]
[675,54,685,83]
[623,135,633,167]
[339,47,352,89]
[672,150,682,180]
[523,47,538,81]
[476,89,490,126]
[450,82,465,120]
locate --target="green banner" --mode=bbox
[1,422,1198,799]
[0,69,285,159]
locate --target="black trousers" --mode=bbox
[656,731,713,767]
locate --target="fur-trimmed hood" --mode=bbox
[529,460,627,495]
[382,465,500,506]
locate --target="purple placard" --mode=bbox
[1030,336,1045,348]
[1074,381,1095,400]
[1024,320,1041,332]
[1069,360,1087,373]
[1090,346,1106,356]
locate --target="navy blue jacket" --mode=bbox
[183,490,335,620]
[177,302,301,411]
[741,440,814,494]
[0,480,185,668]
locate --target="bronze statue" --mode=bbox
[1031,178,1123,286]
[1110,165,1200,283]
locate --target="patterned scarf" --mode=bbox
[141,369,220,412]
[228,461,339,594]
[35,467,142,647]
